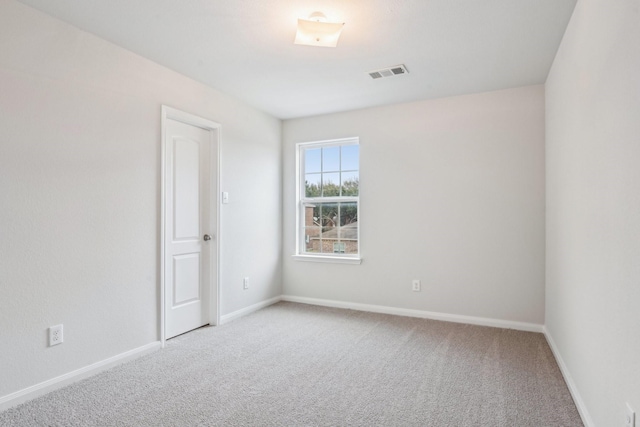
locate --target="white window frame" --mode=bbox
[293,137,361,264]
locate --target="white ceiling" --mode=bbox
[16,0,577,119]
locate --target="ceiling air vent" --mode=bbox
[368,64,409,80]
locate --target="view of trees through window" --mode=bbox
[300,142,359,256]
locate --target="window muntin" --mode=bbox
[297,139,359,258]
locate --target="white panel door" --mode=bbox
[164,118,215,339]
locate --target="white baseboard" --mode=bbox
[0,341,161,412]
[281,295,544,333]
[220,296,282,325]
[543,327,594,427]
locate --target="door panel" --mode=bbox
[164,118,214,339]
[173,253,201,306]
[173,138,200,240]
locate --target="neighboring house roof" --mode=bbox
[318,222,358,240]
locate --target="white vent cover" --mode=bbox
[368,64,409,80]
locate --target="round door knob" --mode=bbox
[203,234,212,241]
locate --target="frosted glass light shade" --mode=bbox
[294,18,344,48]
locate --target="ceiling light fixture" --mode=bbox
[294,12,344,48]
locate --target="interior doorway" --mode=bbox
[161,106,220,343]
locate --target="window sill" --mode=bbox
[292,255,362,265]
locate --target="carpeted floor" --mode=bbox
[0,302,583,426]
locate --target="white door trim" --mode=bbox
[160,105,221,347]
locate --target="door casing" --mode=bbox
[160,105,220,346]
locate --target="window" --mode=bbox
[295,138,360,263]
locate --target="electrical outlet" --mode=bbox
[412,279,421,292]
[49,324,63,346]
[626,402,636,427]
[243,277,249,290]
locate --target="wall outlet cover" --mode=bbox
[49,324,64,346]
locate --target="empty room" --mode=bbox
[0,0,638,426]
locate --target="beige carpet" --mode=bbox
[0,302,583,426]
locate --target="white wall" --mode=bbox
[545,0,640,425]
[283,85,545,325]
[0,0,281,399]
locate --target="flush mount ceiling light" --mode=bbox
[294,11,344,48]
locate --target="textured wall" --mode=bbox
[283,85,545,325]
[545,0,640,425]
[0,0,281,398]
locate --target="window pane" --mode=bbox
[305,148,321,173]
[322,146,340,172]
[303,203,320,227]
[303,227,321,252]
[341,172,359,196]
[305,173,321,197]
[302,204,321,253]
[322,173,340,197]
[319,203,339,229]
[338,202,358,254]
[339,202,358,226]
[341,145,359,171]
[318,202,338,254]
[340,236,358,255]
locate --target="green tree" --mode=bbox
[305,178,358,198]
[305,181,321,197]
[341,178,359,196]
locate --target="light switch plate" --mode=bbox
[626,402,635,427]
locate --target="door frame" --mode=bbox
[160,105,221,347]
